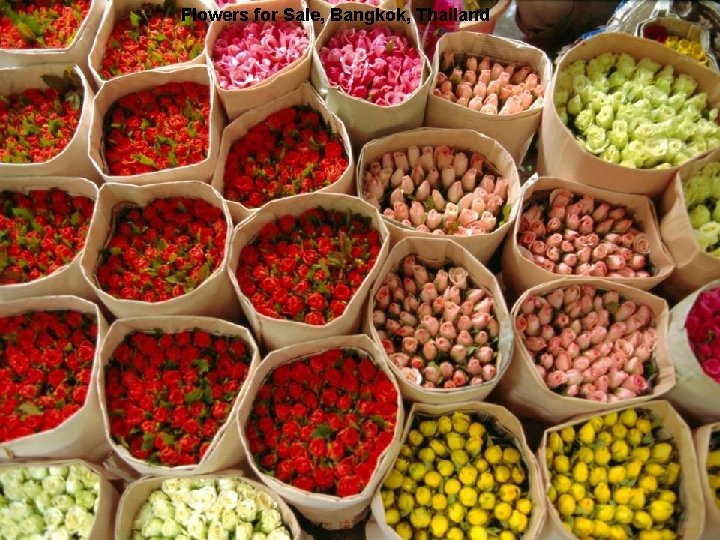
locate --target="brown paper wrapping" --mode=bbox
[371,401,546,539]
[88,0,211,88]
[88,65,224,184]
[0,177,98,303]
[501,176,675,298]
[364,236,514,404]
[0,296,109,462]
[694,422,720,540]
[660,149,720,301]
[236,335,405,529]
[495,278,675,423]
[311,2,431,148]
[114,472,302,539]
[227,192,389,351]
[211,82,354,224]
[538,32,720,197]
[0,65,98,182]
[538,401,705,540]
[425,31,552,164]
[356,127,521,265]
[80,181,240,319]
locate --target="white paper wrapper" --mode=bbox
[425,31,552,164]
[364,236,514,404]
[694,422,720,540]
[88,65,224,184]
[211,82,354,223]
[80,181,240,319]
[371,401,546,540]
[356,127,520,265]
[0,177,98,303]
[502,176,675,297]
[97,316,260,478]
[311,2,432,148]
[0,0,105,79]
[495,278,675,423]
[205,0,314,121]
[0,296,109,462]
[227,192,389,351]
[236,334,404,529]
[115,471,302,539]
[538,401,705,540]
[0,458,119,540]
[660,149,720,301]
[0,65,98,182]
[88,0,212,88]
[538,32,720,197]
[665,280,720,424]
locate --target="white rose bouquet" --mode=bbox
[131,478,293,540]
[0,463,101,539]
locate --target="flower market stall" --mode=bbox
[2,0,720,539]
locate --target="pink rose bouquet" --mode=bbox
[372,254,501,389]
[685,287,720,383]
[518,188,655,278]
[211,21,309,90]
[362,145,510,235]
[319,25,423,106]
[516,284,659,402]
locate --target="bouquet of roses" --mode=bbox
[0,0,91,49]
[95,0,207,80]
[104,327,255,468]
[683,161,720,256]
[685,286,720,383]
[0,67,83,165]
[222,105,349,209]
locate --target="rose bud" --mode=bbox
[435,337,451,353]
[535,365,547,380]
[443,380,457,389]
[524,336,546,353]
[392,284,406,302]
[423,340,438,361]
[606,254,627,271]
[444,203,460,222]
[385,319,402,336]
[393,201,410,222]
[546,336,562,356]
[457,315,473,332]
[402,257,416,278]
[401,367,421,384]
[588,390,608,402]
[641,326,657,348]
[574,331,591,350]
[538,324,554,342]
[626,330,643,348]
[580,383,597,396]
[624,357,641,375]
[439,361,455,380]
[439,321,458,341]
[520,295,538,314]
[429,269,448,293]
[420,282,438,303]
[372,309,388,328]
[545,370,568,389]
[413,180,431,203]
[444,285,462,305]
[431,190,447,213]
[403,296,420,314]
[534,305,552,328]
[476,298,494,315]
[474,330,489,345]
[381,339,395,355]
[396,325,416,338]
[375,285,392,309]
[615,338,635,358]
[419,314,440,336]
[613,387,637,400]
[411,356,425,370]
[562,384,579,397]
[467,358,483,375]
[451,345,468,363]
[481,364,497,381]
[539,353,554,369]
[457,330,474,347]
[621,374,647,394]
[423,365,441,384]
[445,181,462,204]
[576,215,593,235]
[634,345,652,362]
[390,353,410,368]
[432,296,446,314]
[406,201,425,227]
[443,303,461,324]
[458,208,479,227]
[565,213,581,230]
[458,192,475,210]
[525,314,540,336]
[552,351,569,372]
[553,313,570,330]
[572,354,591,371]
[565,300,582,319]
[426,209,443,231]
[411,324,430,344]
[401,278,416,297]
[391,169,404,189]
[417,302,433,318]
[629,254,647,271]
[568,342,581,359]
[459,301,475,317]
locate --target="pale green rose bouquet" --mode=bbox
[0,463,101,539]
[131,478,293,540]
[554,52,720,169]
[683,162,720,255]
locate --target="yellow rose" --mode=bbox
[417,447,435,464]
[400,445,414,458]
[579,422,596,445]
[452,412,471,433]
[573,462,589,483]
[664,462,681,487]
[409,507,432,529]
[424,471,442,489]
[596,504,615,521]
[467,508,489,526]
[469,526,488,540]
[589,416,604,432]
[479,492,496,510]
[615,504,634,524]
[608,465,626,484]
[385,508,401,525]
[508,510,528,533]
[485,446,503,465]
[638,475,658,493]
[548,432,564,453]
[629,489,646,510]
[638,531,663,540]
[557,493,576,516]
[577,497,595,515]
[589,467,607,486]
[438,415,453,434]
[494,465,511,484]
[447,433,465,451]
[658,490,676,503]
[632,447,651,463]
[436,460,454,478]
[593,520,611,537]
[477,471,494,492]
[466,437,483,456]
[431,493,447,511]
[609,525,629,540]
[499,532,516,540]
[625,461,642,479]
[408,430,424,447]
[632,510,653,530]
[382,489,395,509]
[620,409,638,427]
[459,486,478,507]
[554,455,570,473]
[553,474,572,494]
[429,439,448,457]
[516,498,532,515]
[577,447,595,464]
[649,500,674,522]
[659,529,677,540]
[628,428,643,447]
[459,465,478,486]
[651,443,673,464]
[573,516,594,537]
[511,466,526,485]
[598,431,614,446]
[503,447,521,465]
[415,486,432,507]
[414,529,429,540]
[446,527,464,540]
[396,457,410,473]
[469,422,486,439]
[636,417,652,435]
[395,521,413,540]
[612,440,630,461]
[561,426,575,444]
[397,493,415,515]
[402,476,416,493]
[409,462,427,482]
[384,469,404,490]
[594,447,611,466]
[447,501,465,523]
[612,423,628,440]
[494,501,513,521]
[547,485,557,502]
[430,514,449,537]
[603,411,619,427]
[645,463,665,478]
[499,483,521,503]
[570,482,587,502]
[594,482,611,503]
[613,486,633,505]
[444,478,461,496]
[419,420,438,437]
[452,449,469,467]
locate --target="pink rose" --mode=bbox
[423,340,438,361]
[545,370,568,389]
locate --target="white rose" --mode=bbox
[148,490,170,505]
[8,500,31,520]
[44,507,65,528]
[132,503,154,530]
[208,521,229,540]
[27,534,43,540]
[253,492,276,512]
[172,502,192,526]
[187,486,217,513]
[186,514,206,539]
[47,466,68,478]
[77,513,95,538]
[65,506,92,532]
[20,514,44,534]
[221,509,237,530]
[33,492,52,513]
[42,476,66,495]
[189,478,213,489]
[0,468,25,485]
[234,522,253,540]
[267,528,292,540]
[235,483,256,500]
[161,478,185,497]
[1,520,19,540]
[175,536,191,540]
[75,490,96,510]
[72,466,99,491]
[151,497,174,520]
[216,478,238,492]
[51,494,74,512]
[141,517,164,537]
[251,533,267,540]
[216,489,239,511]
[65,477,82,495]
[26,466,48,480]
[49,531,70,540]
[170,487,192,505]
[259,509,282,534]
[161,518,183,537]
[236,499,257,523]
[3,482,25,501]
[22,480,42,499]
[205,501,224,522]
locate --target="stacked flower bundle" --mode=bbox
[319,26,423,106]
[434,52,543,115]
[0,0,90,49]
[706,432,720,510]
[516,284,660,403]
[518,188,654,278]
[683,162,720,255]
[372,254,500,389]
[685,286,720,383]
[362,145,510,236]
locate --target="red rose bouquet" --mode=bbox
[686,287,720,383]
[0,187,94,285]
[0,0,91,49]
[96,0,207,80]
[0,67,83,164]
[104,327,254,467]
[0,308,98,444]
[244,347,399,497]
[222,105,349,210]
[94,195,226,302]
[101,81,210,176]
[235,206,381,325]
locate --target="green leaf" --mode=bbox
[195,359,209,374]
[18,403,41,416]
[168,151,177,168]
[141,433,155,451]
[129,11,141,27]
[109,247,122,256]
[41,75,67,92]
[370,415,386,429]
[312,423,332,439]
[198,262,210,283]
[132,153,157,168]
[70,212,80,226]
[11,207,34,222]
[184,388,202,404]
[16,21,37,42]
